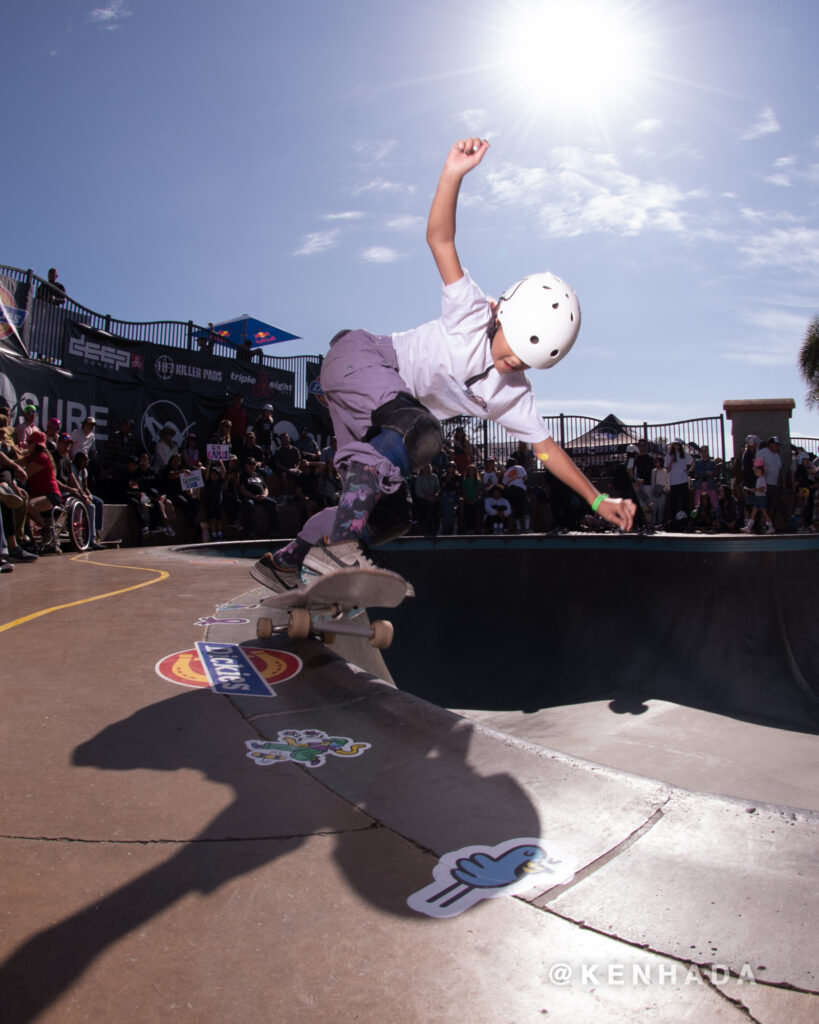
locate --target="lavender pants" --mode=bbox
[299,329,409,545]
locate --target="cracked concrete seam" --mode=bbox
[0,823,384,845]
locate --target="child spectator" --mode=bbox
[440,462,463,534]
[481,457,500,494]
[502,456,530,532]
[461,464,482,534]
[484,485,512,534]
[202,463,226,540]
[162,453,201,537]
[690,492,718,532]
[717,484,740,532]
[182,432,201,470]
[742,459,774,534]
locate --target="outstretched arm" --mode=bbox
[426,137,490,285]
[534,438,636,532]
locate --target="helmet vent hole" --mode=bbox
[552,302,559,309]
[550,349,559,357]
[529,335,539,345]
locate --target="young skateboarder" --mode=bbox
[253,138,635,591]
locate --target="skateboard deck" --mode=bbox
[256,567,408,649]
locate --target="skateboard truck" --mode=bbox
[256,606,394,648]
[252,566,407,650]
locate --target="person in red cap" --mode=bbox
[22,430,63,551]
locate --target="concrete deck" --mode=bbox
[1,541,817,1024]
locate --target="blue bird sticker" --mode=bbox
[407,837,576,918]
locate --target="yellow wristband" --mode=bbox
[535,452,549,462]
[591,493,609,513]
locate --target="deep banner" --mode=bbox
[62,321,296,406]
[0,345,321,458]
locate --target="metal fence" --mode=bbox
[5,265,809,464]
[441,412,727,474]
[792,436,819,456]
[2,265,320,408]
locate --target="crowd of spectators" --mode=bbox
[405,431,819,538]
[605,433,819,535]
[2,397,818,573]
[406,437,538,536]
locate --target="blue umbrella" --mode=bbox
[210,314,301,348]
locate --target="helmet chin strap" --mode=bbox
[464,365,493,390]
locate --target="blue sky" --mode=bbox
[4,0,819,437]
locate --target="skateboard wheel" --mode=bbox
[322,633,337,645]
[257,617,273,640]
[288,607,313,640]
[369,619,394,649]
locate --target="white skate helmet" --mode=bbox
[625,444,638,453]
[494,273,581,370]
[745,434,760,446]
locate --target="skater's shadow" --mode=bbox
[0,682,541,1022]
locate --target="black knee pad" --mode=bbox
[364,482,412,547]
[366,392,442,472]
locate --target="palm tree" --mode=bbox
[798,314,819,409]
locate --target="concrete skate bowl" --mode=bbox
[371,535,819,735]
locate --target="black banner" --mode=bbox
[62,322,296,406]
[305,358,332,433]
[0,344,325,461]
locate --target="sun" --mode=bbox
[494,0,655,116]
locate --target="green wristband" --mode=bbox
[591,493,609,513]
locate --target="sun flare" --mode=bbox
[495,0,654,115]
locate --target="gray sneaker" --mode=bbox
[302,539,379,575]
[250,550,302,592]
[302,540,415,597]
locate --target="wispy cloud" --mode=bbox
[634,118,662,135]
[322,211,365,222]
[739,226,819,272]
[457,109,490,133]
[720,310,803,366]
[485,147,702,238]
[763,155,797,187]
[294,229,340,257]
[353,140,398,165]
[739,105,780,141]
[89,0,131,30]
[352,178,416,196]
[385,214,424,232]
[360,247,401,263]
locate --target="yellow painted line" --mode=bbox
[0,553,170,633]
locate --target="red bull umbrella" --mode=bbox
[208,314,301,348]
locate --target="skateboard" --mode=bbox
[255,567,409,649]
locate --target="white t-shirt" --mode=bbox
[502,465,528,490]
[484,496,512,518]
[757,446,781,486]
[664,452,693,485]
[392,270,548,444]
